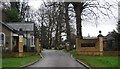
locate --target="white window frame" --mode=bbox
[30,36,35,47]
[0,32,5,47]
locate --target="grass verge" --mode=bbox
[2,55,40,69]
[70,50,119,69]
[0,57,2,69]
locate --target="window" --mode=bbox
[0,33,5,46]
[30,36,35,47]
[31,36,35,45]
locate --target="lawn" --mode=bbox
[2,55,40,69]
[0,58,2,69]
[70,50,119,69]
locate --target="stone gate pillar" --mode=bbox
[18,35,23,57]
[98,31,103,56]
[18,29,24,57]
[35,38,41,54]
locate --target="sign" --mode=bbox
[81,42,96,47]
[19,35,23,42]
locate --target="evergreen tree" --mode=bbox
[2,2,22,22]
[5,7,22,22]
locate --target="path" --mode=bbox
[25,50,87,69]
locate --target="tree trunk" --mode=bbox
[55,23,59,49]
[65,3,72,49]
[73,3,84,39]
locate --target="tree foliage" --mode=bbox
[5,7,22,22]
[2,2,22,22]
[105,30,120,51]
[117,21,120,33]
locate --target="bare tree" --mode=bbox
[24,0,118,49]
[64,0,117,39]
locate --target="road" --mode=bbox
[25,50,87,69]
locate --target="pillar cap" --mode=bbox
[97,30,103,37]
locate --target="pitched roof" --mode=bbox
[0,21,15,32]
[7,23,34,31]
[105,33,114,40]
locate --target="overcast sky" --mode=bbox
[27,0,120,37]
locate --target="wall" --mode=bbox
[103,51,120,56]
[2,25,13,51]
[76,37,103,56]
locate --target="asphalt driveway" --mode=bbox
[25,50,87,69]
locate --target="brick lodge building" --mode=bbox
[0,21,35,53]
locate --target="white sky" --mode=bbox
[28,0,119,37]
[28,0,43,10]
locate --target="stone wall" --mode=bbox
[103,51,120,56]
[2,25,13,52]
[76,36,103,56]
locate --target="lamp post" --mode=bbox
[18,28,24,57]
